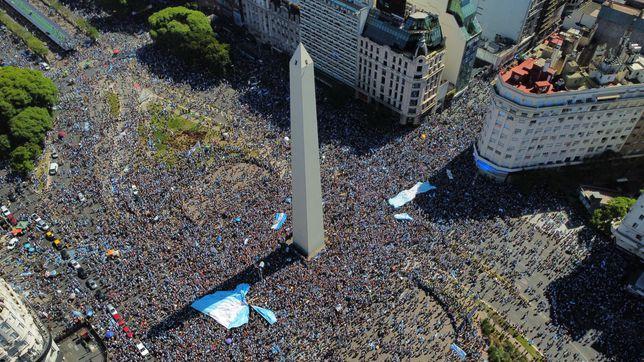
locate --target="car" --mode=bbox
[45,231,55,241]
[48,163,58,175]
[122,326,133,338]
[60,249,71,260]
[8,193,16,202]
[7,238,18,250]
[51,150,58,159]
[39,62,50,71]
[86,279,99,290]
[77,268,88,280]
[68,259,81,270]
[1,206,10,217]
[135,342,150,357]
[53,239,64,250]
[78,193,86,203]
[31,215,49,231]
[6,214,17,226]
[106,304,117,315]
[96,290,107,301]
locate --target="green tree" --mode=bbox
[0,134,11,157]
[488,345,509,362]
[0,66,58,123]
[481,318,494,336]
[9,145,37,174]
[590,197,637,234]
[9,107,53,145]
[148,6,230,74]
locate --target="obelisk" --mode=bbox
[289,43,325,259]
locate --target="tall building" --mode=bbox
[534,0,566,42]
[474,29,644,181]
[408,0,481,92]
[241,0,301,54]
[377,0,407,17]
[357,9,445,124]
[1,279,59,362]
[476,0,545,45]
[300,0,372,87]
[612,194,644,261]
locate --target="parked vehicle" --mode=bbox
[48,163,59,175]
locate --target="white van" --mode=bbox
[48,163,59,175]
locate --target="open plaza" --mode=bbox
[0,3,642,361]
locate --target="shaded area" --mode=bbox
[546,234,644,361]
[146,242,300,339]
[415,148,562,223]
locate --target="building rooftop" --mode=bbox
[603,0,644,17]
[362,8,444,58]
[499,29,643,94]
[328,0,369,12]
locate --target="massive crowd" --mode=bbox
[1,9,642,362]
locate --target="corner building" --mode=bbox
[475,30,644,181]
[1,279,59,362]
[357,9,445,124]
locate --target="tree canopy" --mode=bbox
[590,197,637,234]
[0,66,58,174]
[148,6,230,75]
[0,66,57,123]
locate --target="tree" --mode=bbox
[9,145,37,174]
[0,67,57,175]
[0,134,11,157]
[590,197,637,234]
[481,318,494,336]
[0,66,58,122]
[9,107,53,145]
[148,6,230,74]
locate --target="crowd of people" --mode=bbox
[1,7,641,362]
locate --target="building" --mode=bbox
[377,0,407,17]
[474,29,644,181]
[241,0,301,54]
[357,9,445,124]
[612,194,644,260]
[408,0,481,92]
[535,0,566,42]
[299,0,372,87]
[1,278,59,361]
[595,1,644,53]
[561,0,600,45]
[578,185,621,213]
[476,0,544,45]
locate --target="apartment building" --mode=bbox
[613,194,644,261]
[474,30,644,181]
[241,0,301,54]
[1,278,59,361]
[357,9,445,124]
[535,0,566,42]
[300,0,372,87]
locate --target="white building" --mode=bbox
[408,0,481,92]
[357,9,445,124]
[476,0,544,45]
[0,279,59,362]
[613,194,644,261]
[241,0,301,54]
[474,30,644,181]
[300,0,372,87]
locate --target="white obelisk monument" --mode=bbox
[290,43,325,259]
